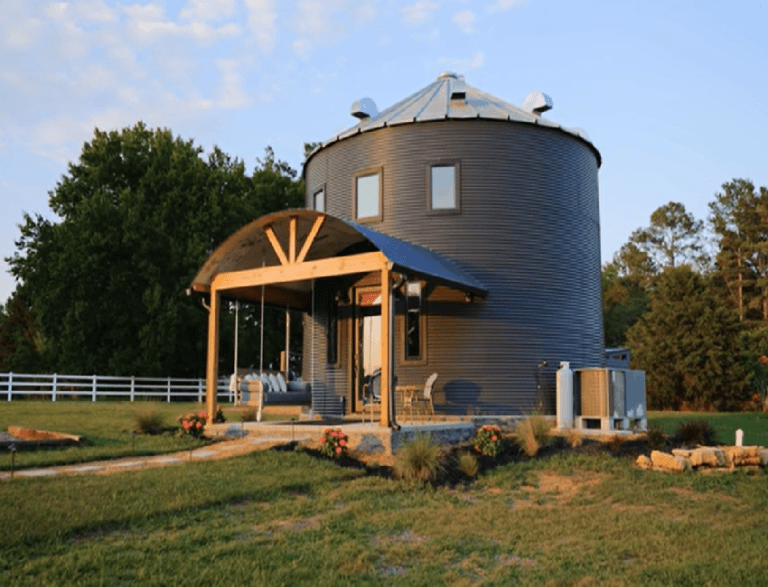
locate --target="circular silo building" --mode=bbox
[302,72,603,417]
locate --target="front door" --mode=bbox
[353,288,381,411]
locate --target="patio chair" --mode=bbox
[419,372,438,417]
[362,369,381,423]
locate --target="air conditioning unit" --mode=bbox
[574,368,646,431]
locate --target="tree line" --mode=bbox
[603,179,768,410]
[0,123,305,378]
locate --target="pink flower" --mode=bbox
[491,436,498,441]
[196,422,202,428]
[183,421,190,430]
[336,447,342,454]
[339,439,346,447]
[198,412,206,419]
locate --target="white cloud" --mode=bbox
[435,51,484,72]
[244,0,277,52]
[401,1,439,25]
[215,59,250,108]
[292,38,313,60]
[123,2,239,45]
[72,0,117,23]
[452,9,475,34]
[181,0,237,22]
[487,0,525,13]
[2,1,43,49]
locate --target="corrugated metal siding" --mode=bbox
[305,119,603,415]
[302,286,348,417]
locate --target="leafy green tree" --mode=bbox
[626,266,748,410]
[0,291,45,372]
[709,178,768,323]
[6,122,304,376]
[601,262,649,348]
[630,201,708,271]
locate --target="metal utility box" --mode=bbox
[574,368,646,431]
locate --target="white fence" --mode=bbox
[0,372,233,403]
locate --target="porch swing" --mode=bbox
[232,280,312,420]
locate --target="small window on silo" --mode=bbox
[430,164,457,210]
[313,188,325,212]
[355,171,381,220]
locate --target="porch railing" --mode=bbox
[0,372,232,403]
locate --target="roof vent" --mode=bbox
[522,91,553,115]
[350,97,378,120]
[438,71,458,80]
[450,75,466,100]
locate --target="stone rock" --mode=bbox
[651,450,691,472]
[673,447,725,467]
[636,454,652,469]
[722,446,761,467]
[760,447,768,466]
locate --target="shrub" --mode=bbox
[457,452,479,478]
[240,408,257,422]
[134,411,164,435]
[672,420,719,448]
[473,424,502,458]
[514,416,552,457]
[178,411,208,438]
[319,427,348,459]
[645,424,667,450]
[394,435,444,482]
[215,406,226,423]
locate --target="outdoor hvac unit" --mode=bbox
[574,368,646,431]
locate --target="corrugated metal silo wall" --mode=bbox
[304,119,603,416]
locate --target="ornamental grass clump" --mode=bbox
[134,411,165,435]
[514,415,553,457]
[394,435,444,482]
[457,451,479,479]
[473,424,503,458]
[178,411,208,438]
[319,427,349,459]
[672,420,719,448]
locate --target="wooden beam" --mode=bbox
[212,251,387,291]
[205,288,220,423]
[225,285,310,309]
[296,215,325,264]
[264,225,289,266]
[288,216,297,263]
[379,266,392,428]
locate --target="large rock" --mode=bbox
[636,454,652,469]
[721,446,761,467]
[672,447,725,467]
[651,450,691,472]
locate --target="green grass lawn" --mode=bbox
[0,401,249,470]
[1,447,766,586]
[648,411,768,447]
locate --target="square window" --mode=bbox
[356,173,380,219]
[431,165,456,210]
[313,188,325,212]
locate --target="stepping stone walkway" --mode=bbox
[0,437,286,481]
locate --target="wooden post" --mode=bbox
[206,288,221,423]
[379,265,392,428]
[285,306,291,380]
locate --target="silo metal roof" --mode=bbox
[305,72,600,170]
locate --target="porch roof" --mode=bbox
[190,209,487,299]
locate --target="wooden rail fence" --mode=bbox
[0,372,232,403]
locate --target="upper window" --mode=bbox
[429,164,459,212]
[313,188,325,212]
[355,170,381,221]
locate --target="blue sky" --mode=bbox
[1,0,767,305]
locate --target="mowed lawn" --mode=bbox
[1,404,768,585]
[0,401,248,470]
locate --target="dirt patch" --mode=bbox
[536,470,605,502]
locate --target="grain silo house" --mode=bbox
[191,73,605,428]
